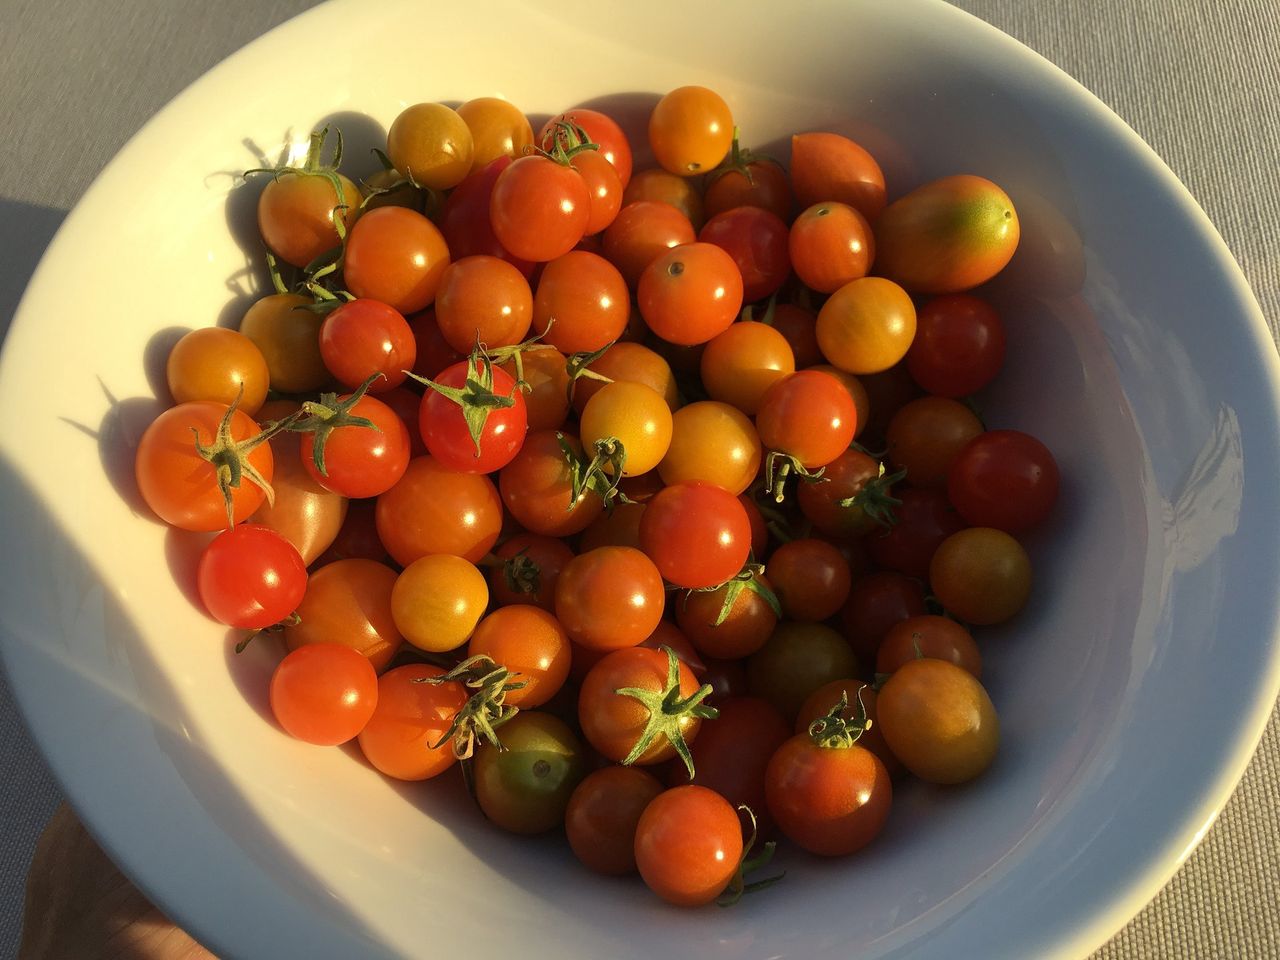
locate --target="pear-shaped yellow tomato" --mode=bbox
[874,175,1019,294]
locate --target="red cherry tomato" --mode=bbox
[301,394,411,498]
[698,206,791,304]
[602,200,697,288]
[639,481,752,589]
[419,360,528,474]
[541,108,634,186]
[840,572,927,662]
[947,430,1060,533]
[319,299,416,392]
[270,643,378,746]
[638,242,744,346]
[491,155,591,262]
[344,207,451,314]
[634,785,743,906]
[198,524,307,629]
[906,294,1006,397]
[756,370,857,469]
[437,156,535,277]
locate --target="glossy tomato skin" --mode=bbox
[419,361,528,474]
[658,401,761,496]
[571,148,625,235]
[532,250,630,354]
[474,712,587,834]
[579,646,705,764]
[929,527,1031,625]
[387,102,474,190]
[285,558,403,671]
[877,614,983,678]
[391,554,488,653]
[302,394,410,499]
[540,108,633,186]
[602,200,697,288]
[136,401,273,532]
[249,425,347,565]
[566,766,665,875]
[947,430,1060,533]
[270,643,378,746]
[877,658,999,783]
[788,202,874,293]
[767,538,852,622]
[344,207,451,314]
[198,524,307,629]
[704,157,792,222]
[675,573,778,660]
[639,481,752,589]
[437,157,535,276]
[433,255,534,353]
[491,155,591,262]
[357,664,466,781]
[795,447,885,539]
[634,785,743,906]
[699,321,795,416]
[167,327,270,415]
[457,96,534,172]
[649,86,734,177]
[795,680,902,779]
[747,623,861,722]
[886,396,984,490]
[257,170,361,268]
[906,294,1006,397]
[624,168,704,228]
[756,370,857,469]
[579,381,674,477]
[238,293,328,394]
[376,455,503,565]
[488,533,575,612]
[407,309,465,381]
[468,605,571,708]
[499,430,604,537]
[500,346,570,432]
[815,277,917,376]
[638,242,744,346]
[319,299,416,393]
[698,206,791,303]
[556,547,665,651]
[765,734,891,856]
[789,131,887,222]
[670,697,791,836]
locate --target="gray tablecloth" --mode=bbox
[1,1,1277,956]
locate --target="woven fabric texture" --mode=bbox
[0,1,1276,957]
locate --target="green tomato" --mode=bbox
[474,712,587,834]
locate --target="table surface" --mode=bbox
[1,1,1278,957]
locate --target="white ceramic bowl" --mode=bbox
[3,1,1279,957]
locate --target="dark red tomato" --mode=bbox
[302,394,411,498]
[491,154,591,262]
[570,149,625,235]
[886,396,984,490]
[795,447,887,539]
[858,362,924,450]
[344,207,451,314]
[756,370,857,469]
[315,497,387,566]
[601,200,697,288]
[704,157,792,222]
[578,500,647,553]
[670,697,791,835]
[906,294,1006,397]
[765,732,891,856]
[634,786,743,907]
[864,487,966,578]
[698,206,791,304]
[270,643,378,746]
[794,680,902,779]
[565,766,664,875]
[947,430,1060,533]
[675,573,778,660]
[638,242,743,346]
[437,156,535,277]
[419,360,528,474]
[319,299,416,393]
[770,303,824,370]
[540,108,634,186]
[788,201,874,294]
[877,614,983,679]
[639,481,751,589]
[198,524,307,629]
[498,430,604,537]
[488,532,575,612]
[840,572,927,663]
[407,309,464,381]
[701,656,749,701]
[767,538,852,622]
[375,455,503,565]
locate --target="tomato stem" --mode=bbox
[717,805,785,907]
[806,688,872,749]
[836,462,905,528]
[561,433,631,509]
[501,549,543,597]
[614,646,718,779]
[405,350,518,459]
[763,451,826,504]
[417,654,529,759]
[564,340,617,406]
[288,373,383,477]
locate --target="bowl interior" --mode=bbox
[2,1,1278,958]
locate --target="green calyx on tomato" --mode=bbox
[687,563,781,627]
[417,654,529,759]
[763,450,826,504]
[836,461,905,529]
[233,611,301,655]
[705,129,774,188]
[807,688,872,749]
[500,548,542,598]
[291,372,383,477]
[408,350,520,457]
[358,147,438,212]
[615,645,718,779]
[542,119,602,163]
[563,341,617,406]
[192,387,297,529]
[716,805,785,908]
[557,431,631,509]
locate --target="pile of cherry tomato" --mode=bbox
[134,83,1059,907]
